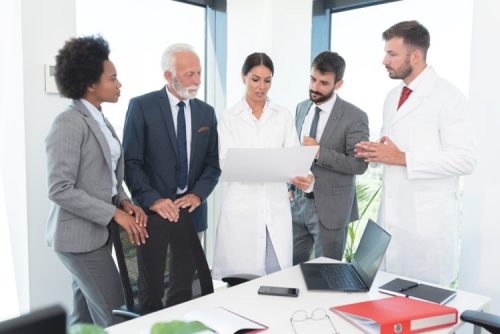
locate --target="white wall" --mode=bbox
[19,0,76,311]
[460,0,500,314]
[1,0,28,316]
[226,0,312,111]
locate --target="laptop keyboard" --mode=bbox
[320,265,363,289]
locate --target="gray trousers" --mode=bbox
[56,244,125,327]
[291,190,348,264]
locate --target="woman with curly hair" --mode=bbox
[45,36,148,327]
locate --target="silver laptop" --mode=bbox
[300,219,391,292]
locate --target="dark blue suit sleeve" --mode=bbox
[189,108,221,202]
[123,98,162,209]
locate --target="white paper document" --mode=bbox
[184,307,267,334]
[220,146,318,182]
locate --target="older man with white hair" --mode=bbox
[123,43,220,310]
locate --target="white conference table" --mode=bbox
[107,258,490,333]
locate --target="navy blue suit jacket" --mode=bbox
[123,87,221,232]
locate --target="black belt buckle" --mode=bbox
[303,191,314,199]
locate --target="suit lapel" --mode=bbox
[320,96,344,143]
[74,100,113,174]
[189,99,201,170]
[296,101,312,138]
[102,116,124,183]
[158,88,178,155]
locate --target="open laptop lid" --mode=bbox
[351,219,391,289]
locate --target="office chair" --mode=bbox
[461,310,500,334]
[0,305,66,334]
[110,211,214,319]
[221,274,260,287]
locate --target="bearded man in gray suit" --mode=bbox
[291,51,369,264]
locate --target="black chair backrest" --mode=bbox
[110,210,213,311]
[109,221,140,310]
[0,305,66,334]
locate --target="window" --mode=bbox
[76,0,207,139]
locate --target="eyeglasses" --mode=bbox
[290,308,339,334]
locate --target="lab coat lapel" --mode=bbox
[389,69,437,129]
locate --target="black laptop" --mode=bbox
[300,219,391,292]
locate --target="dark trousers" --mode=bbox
[137,209,212,311]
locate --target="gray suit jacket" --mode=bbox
[46,100,129,253]
[295,96,369,230]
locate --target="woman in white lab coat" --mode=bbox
[212,53,311,279]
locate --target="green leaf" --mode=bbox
[150,320,213,334]
[68,323,107,334]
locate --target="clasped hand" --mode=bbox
[354,136,406,166]
[150,194,201,222]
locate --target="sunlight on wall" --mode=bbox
[0,165,19,321]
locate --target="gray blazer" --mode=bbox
[46,100,129,253]
[295,96,369,230]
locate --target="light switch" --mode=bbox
[45,64,59,94]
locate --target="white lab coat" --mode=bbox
[378,66,476,284]
[212,98,299,279]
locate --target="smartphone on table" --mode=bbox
[258,285,299,297]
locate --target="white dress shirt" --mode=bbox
[300,93,337,144]
[81,99,121,196]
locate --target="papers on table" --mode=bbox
[220,146,318,182]
[184,307,267,334]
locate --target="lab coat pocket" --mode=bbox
[413,191,456,237]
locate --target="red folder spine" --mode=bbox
[380,320,410,334]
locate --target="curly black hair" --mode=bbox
[55,36,110,99]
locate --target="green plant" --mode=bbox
[343,182,381,262]
[151,320,212,334]
[68,320,212,334]
[68,324,106,334]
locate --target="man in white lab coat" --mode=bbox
[355,21,476,285]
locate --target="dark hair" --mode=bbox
[241,52,274,76]
[55,36,110,99]
[382,20,430,59]
[311,51,345,83]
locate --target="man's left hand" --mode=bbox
[289,174,314,191]
[303,136,320,158]
[354,136,406,166]
[174,194,202,213]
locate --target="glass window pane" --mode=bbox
[76,0,206,139]
[330,0,473,140]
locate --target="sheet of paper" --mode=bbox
[184,307,266,334]
[220,146,318,182]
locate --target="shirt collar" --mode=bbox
[80,98,105,125]
[165,85,189,106]
[314,92,337,113]
[241,96,271,115]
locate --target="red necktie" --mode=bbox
[397,86,412,110]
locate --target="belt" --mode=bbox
[303,191,314,199]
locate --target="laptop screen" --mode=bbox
[351,219,391,288]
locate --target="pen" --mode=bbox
[399,283,419,292]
